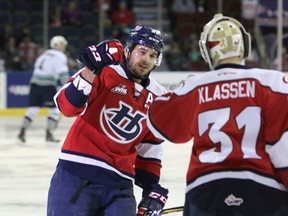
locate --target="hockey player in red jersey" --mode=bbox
[47,25,169,216]
[147,14,288,215]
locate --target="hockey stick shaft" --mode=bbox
[161,206,184,215]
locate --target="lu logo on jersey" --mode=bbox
[100,101,145,144]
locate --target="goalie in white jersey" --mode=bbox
[17,35,70,143]
[147,14,288,215]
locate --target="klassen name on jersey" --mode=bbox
[198,80,255,104]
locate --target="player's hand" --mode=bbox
[137,184,168,216]
[77,39,123,75]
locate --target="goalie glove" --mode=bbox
[77,39,123,75]
[137,184,169,216]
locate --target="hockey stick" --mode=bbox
[161,206,184,215]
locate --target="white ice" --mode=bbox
[0,115,192,216]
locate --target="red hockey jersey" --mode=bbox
[148,65,288,193]
[54,64,167,188]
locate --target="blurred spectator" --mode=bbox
[241,0,259,20]
[165,41,189,71]
[171,0,196,14]
[115,0,133,9]
[188,45,201,61]
[112,0,135,28]
[17,35,39,70]
[241,0,259,32]
[184,33,202,70]
[111,26,131,43]
[4,37,23,71]
[170,0,197,45]
[91,0,130,15]
[185,33,198,54]
[90,0,113,38]
[62,0,83,26]
[111,0,135,42]
[187,47,204,71]
[0,23,14,51]
[102,11,114,38]
[14,24,32,47]
[50,4,63,27]
[91,0,112,15]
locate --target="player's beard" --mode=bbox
[127,61,153,80]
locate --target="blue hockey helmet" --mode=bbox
[125,25,164,66]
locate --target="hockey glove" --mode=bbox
[137,184,169,216]
[77,39,123,75]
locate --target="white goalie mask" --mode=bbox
[199,13,251,69]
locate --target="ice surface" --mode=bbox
[0,116,192,215]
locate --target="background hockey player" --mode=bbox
[147,14,288,215]
[17,35,70,143]
[47,25,169,216]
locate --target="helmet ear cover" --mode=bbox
[199,14,251,69]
